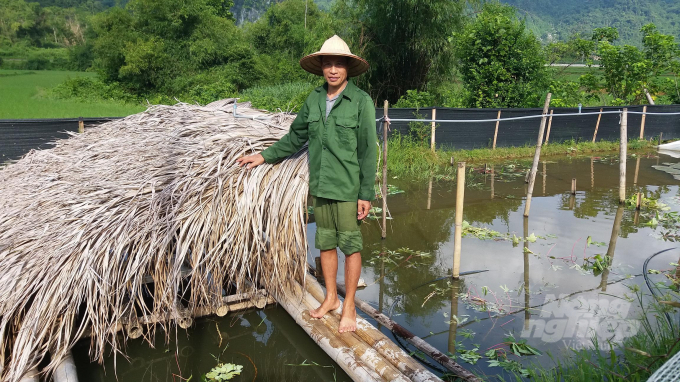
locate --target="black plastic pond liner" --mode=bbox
[0,118,119,162]
[1,104,679,162]
[376,104,680,150]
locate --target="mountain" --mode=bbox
[502,0,680,45]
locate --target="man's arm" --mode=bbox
[357,95,378,203]
[237,99,311,168]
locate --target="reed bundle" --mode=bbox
[0,99,309,381]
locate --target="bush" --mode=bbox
[239,82,319,112]
[48,77,140,104]
[25,49,70,70]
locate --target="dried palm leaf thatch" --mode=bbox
[0,99,309,382]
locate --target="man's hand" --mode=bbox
[357,200,371,220]
[236,153,265,169]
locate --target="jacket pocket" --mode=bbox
[335,116,358,146]
[307,111,321,138]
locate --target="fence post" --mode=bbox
[571,178,576,195]
[639,105,647,140]
[619,109,627,204]
[544,110,554,144]
[431,108,436,152]
[493,110,501,149]
[453,161,465,279]
[78,117,84,134]
[523,93,552,217]
[592,108,602,143]
[381,100,389,239]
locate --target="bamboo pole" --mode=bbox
[78,117,84,134]
[431,108,436,152]
[639,105,647,139]
[453,162,466,279]
[544,110,554,144]
[636,192,642,210]
[592,108,603,143]
[53,351,78,382]
[523,93,552,217]
[306,272,479,381]
[382,101,389,239]
[493,110,501,149]
[277,281,384,382]
[571,178,576,195]
[619,109,628,204]
[300,294,410,382]
[303,277,443,382]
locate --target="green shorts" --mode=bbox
[314,197,363,255]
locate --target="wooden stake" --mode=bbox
[619,109,627,204]
[571,178,576,195]
[431,108,436,152]
[493,110,501,149]
[453,162,465,279]
[592,108,603,143]
[524,93,552,217]
[639,105,647,139]
[659,132,663,148]
[381,101,389,239]
[78,117,84,134]
[636,192,642,210]
[545,109,554,144]
[634,157,640,186]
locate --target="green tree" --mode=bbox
[90,0,249,94]
[453,2,549,108]
[596,24,679,104]
[333,0,467,103]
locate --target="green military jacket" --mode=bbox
[261,80,377,202]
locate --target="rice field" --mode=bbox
[0,70,144,119]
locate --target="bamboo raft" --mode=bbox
[0,99,471,382]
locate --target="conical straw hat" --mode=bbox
[300,35,369,77]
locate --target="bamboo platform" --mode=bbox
[277,276,442,382]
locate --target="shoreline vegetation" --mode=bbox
[386,135,659,178]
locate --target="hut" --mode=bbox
[0,100,309,381]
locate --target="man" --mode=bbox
[237,35,377,333]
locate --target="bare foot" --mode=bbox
[310,296,340,319]
[338,302,357,333]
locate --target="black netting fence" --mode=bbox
[376,105,680,150]
[1,105,679,162]
[0,118,119,162]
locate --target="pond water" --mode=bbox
[75,153,680,381]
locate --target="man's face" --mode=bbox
[321,56,348,87]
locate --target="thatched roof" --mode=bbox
[0,100,309,381]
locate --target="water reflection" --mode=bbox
[357,154,680,378]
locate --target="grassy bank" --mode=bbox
[0,70,145,119]
[387,134,657,178]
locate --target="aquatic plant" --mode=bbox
[204,363,243,381]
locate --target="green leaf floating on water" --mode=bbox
[205,363,243,381]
